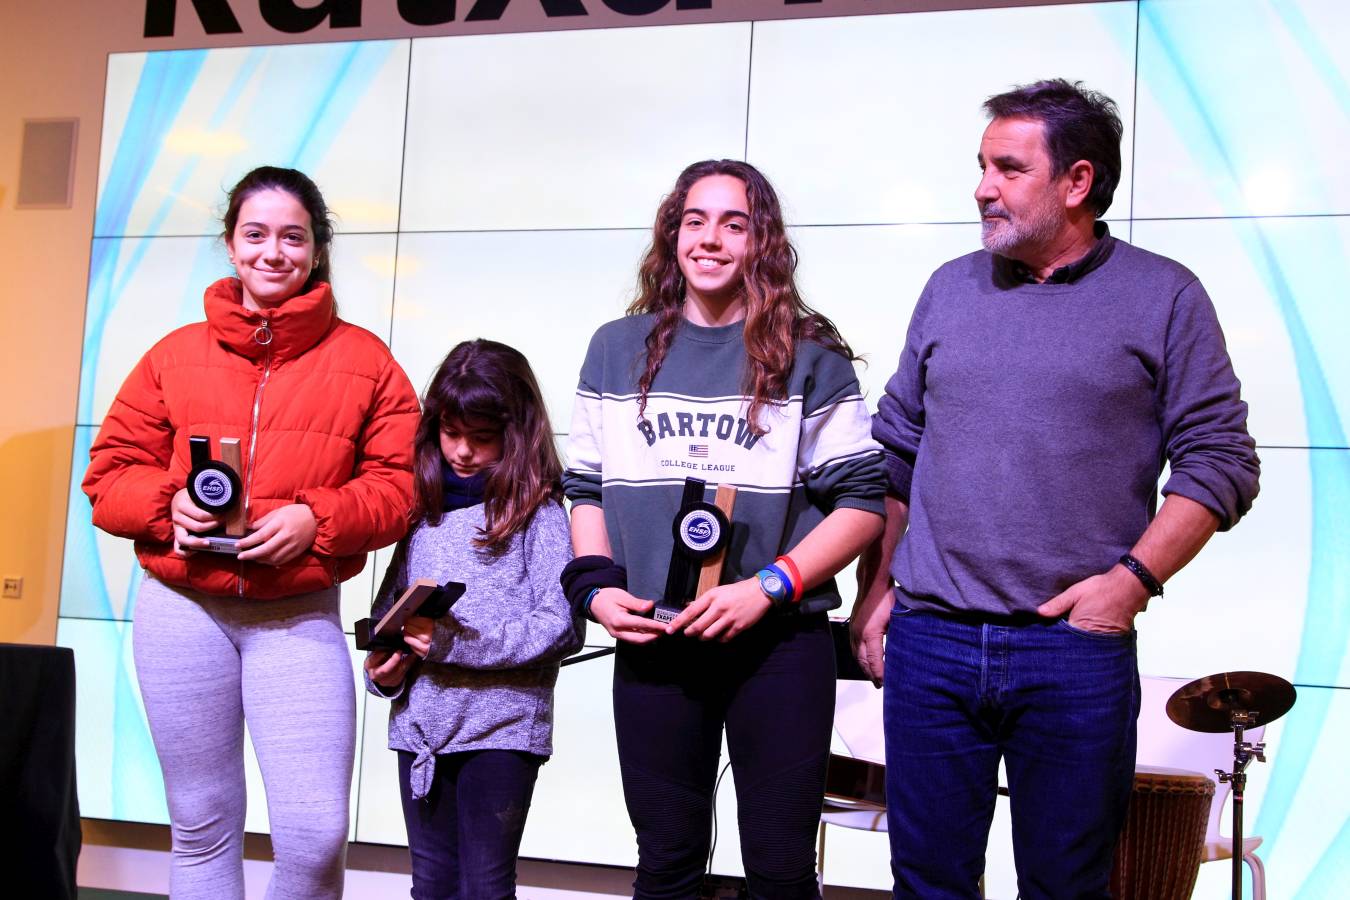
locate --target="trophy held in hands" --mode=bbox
[354,579,468,653]
[654,477,738,625]
[187,435,248,554]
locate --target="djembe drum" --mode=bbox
[1109,765,1214,900]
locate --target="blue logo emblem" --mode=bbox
[680,511,720,553]
[194,470,233,507]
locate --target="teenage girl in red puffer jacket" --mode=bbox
[84,166,419,899]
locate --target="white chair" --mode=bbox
[1137,675,1268,900]
[817,677,992,897]
[817,676,888,891]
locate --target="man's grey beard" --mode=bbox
[979,200,1064,258]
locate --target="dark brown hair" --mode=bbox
[628,159,853,432]
[222,165,335,290]
[983,79,1123,217]
[409,339,562,555]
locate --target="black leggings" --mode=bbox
[613,612,835,900]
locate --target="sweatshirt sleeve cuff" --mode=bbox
[364,670,406,701]
[883,450,913,504]
[833,495,886,517]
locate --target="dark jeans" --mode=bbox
[613,612,835,900]
[397,749,543,900]
[882,605,1139,900]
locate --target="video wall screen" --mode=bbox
[60,1,1349,895]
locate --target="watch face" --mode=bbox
[761,573,784,594]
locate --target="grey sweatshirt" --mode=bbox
[872,237,1260,617]
[365,500,582,798]
[564,315,886,614]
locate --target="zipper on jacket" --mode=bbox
[239,319,274,598]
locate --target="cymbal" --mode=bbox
[1165,671,1297,733]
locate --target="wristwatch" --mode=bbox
[756,566,792,608]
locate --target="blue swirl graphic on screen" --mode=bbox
[81,51,208,427]
[1141,2,1349,895]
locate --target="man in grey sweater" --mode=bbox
[854,79,1260,899]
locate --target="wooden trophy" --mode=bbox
[354,578,467,653]
[186,435,248,554]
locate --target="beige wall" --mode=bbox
[0,4,106,643]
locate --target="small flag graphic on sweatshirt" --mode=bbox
[689,444,709,458]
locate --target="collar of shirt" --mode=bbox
[997,221,1115,285]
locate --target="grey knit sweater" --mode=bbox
[873,236,1260,617]
[364,499,582,798]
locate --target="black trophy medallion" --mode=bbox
[655,477,738,624]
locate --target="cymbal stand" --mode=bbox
[1213,704,1266,900]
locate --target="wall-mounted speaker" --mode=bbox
[16,118,78,209]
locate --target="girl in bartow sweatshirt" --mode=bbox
[563,159,886,899]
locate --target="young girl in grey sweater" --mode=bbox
[365,339,582,899]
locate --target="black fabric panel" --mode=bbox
[0,643,80,899]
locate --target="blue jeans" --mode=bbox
[397,749,542,900]
[882,605,1139,900]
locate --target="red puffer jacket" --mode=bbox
[83,277,420,599]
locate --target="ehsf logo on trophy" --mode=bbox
[186,434,249,554]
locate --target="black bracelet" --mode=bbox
[1119,554,1164,597]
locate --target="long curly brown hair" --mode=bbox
[627,159,854,432]
[407,339,562,556]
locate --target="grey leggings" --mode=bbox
[132,575,355,899]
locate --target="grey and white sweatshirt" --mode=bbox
[365,500,582,799]
[873,236,1261,617]
[563,314,886,614]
